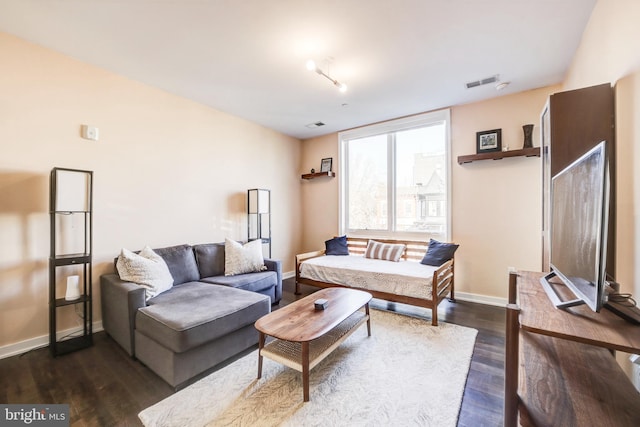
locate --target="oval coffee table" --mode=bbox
[255,287,372,402]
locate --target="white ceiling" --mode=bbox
[0,0,596,139]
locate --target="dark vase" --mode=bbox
[522,124,534,149]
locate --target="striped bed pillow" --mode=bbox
[364,240,406,262]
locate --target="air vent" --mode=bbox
[305,121,326,128]
[466,75,500,89]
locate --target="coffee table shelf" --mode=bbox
[255,287,372,402]
[261,311,368,372]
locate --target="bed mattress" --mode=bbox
[299,255,437,300]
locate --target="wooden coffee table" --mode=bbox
[255,287,372,402]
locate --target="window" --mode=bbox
[339,109,451,240]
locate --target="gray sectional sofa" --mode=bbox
[100,242,282,388]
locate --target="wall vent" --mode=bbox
[466,75,500,89]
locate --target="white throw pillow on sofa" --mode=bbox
[116,246,174,300]
[224,238,267,276]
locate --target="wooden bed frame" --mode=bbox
[295,237,455,326]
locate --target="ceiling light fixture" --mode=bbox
[306,59,348,92]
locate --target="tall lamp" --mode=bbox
[247,188,271,258]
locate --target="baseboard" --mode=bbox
[0,321,103,360]
[454,292,507,307]
[283,270,295,280]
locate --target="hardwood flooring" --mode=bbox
[0,278,505,426]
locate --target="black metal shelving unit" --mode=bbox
[49,167,93,356]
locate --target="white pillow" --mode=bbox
[116,246,174,300]
[224,238,267,276]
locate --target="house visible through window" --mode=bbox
[339,109,451,240]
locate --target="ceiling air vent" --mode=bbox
[466,75,500,89]
[305,121,325,128]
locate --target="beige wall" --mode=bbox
[564,0,640,92]
[301,86,557,302]
[300,133,340,252]
[0,32,302,353]
[451,87,556,300]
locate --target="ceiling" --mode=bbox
[0,0,597,140]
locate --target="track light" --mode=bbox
[306,59,348,92]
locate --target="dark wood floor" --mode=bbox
[0,278,505,426]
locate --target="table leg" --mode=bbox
[302,341,310,402]
[365,303,372,336]
[257,332,265,379]
[504,303,521,427]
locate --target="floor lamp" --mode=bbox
[247,188,271,258]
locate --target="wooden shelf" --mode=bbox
[54,295,90,307]
[301,171,336,180]
[54,335,93,356]
[457,147,540,164]
[52,253,91,266]
[504,271,640,427]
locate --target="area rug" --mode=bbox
[139,309,478,427]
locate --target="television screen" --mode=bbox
[545,141,609,312]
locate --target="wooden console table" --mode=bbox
[505,271,640,426]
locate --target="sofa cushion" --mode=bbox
[193,243,225,278]
[153,244,200,285]
[201,271,276,294]
[138,282,270,353]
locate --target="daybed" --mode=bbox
[100,242,282,388]
[295,237,455,326]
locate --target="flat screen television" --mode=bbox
[541,141,610,311]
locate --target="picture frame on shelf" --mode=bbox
[321,157,333,172]
[476,129,502,153]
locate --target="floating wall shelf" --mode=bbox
[457,147,540,165]
[301,171,336,180]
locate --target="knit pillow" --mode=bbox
[116,246,174,300]
[224,238,267,276]
[364,240,406,262]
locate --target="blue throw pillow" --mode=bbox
[325,235,349,256]
[420,239,459,266]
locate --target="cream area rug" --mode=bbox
[139,309,478,427]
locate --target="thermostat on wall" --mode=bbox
[81,125,99,141]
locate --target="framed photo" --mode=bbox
[476,129,502,153]
[321,157,333,172]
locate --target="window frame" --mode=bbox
[338,109,452,240]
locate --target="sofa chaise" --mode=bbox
[100,242,282,387]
